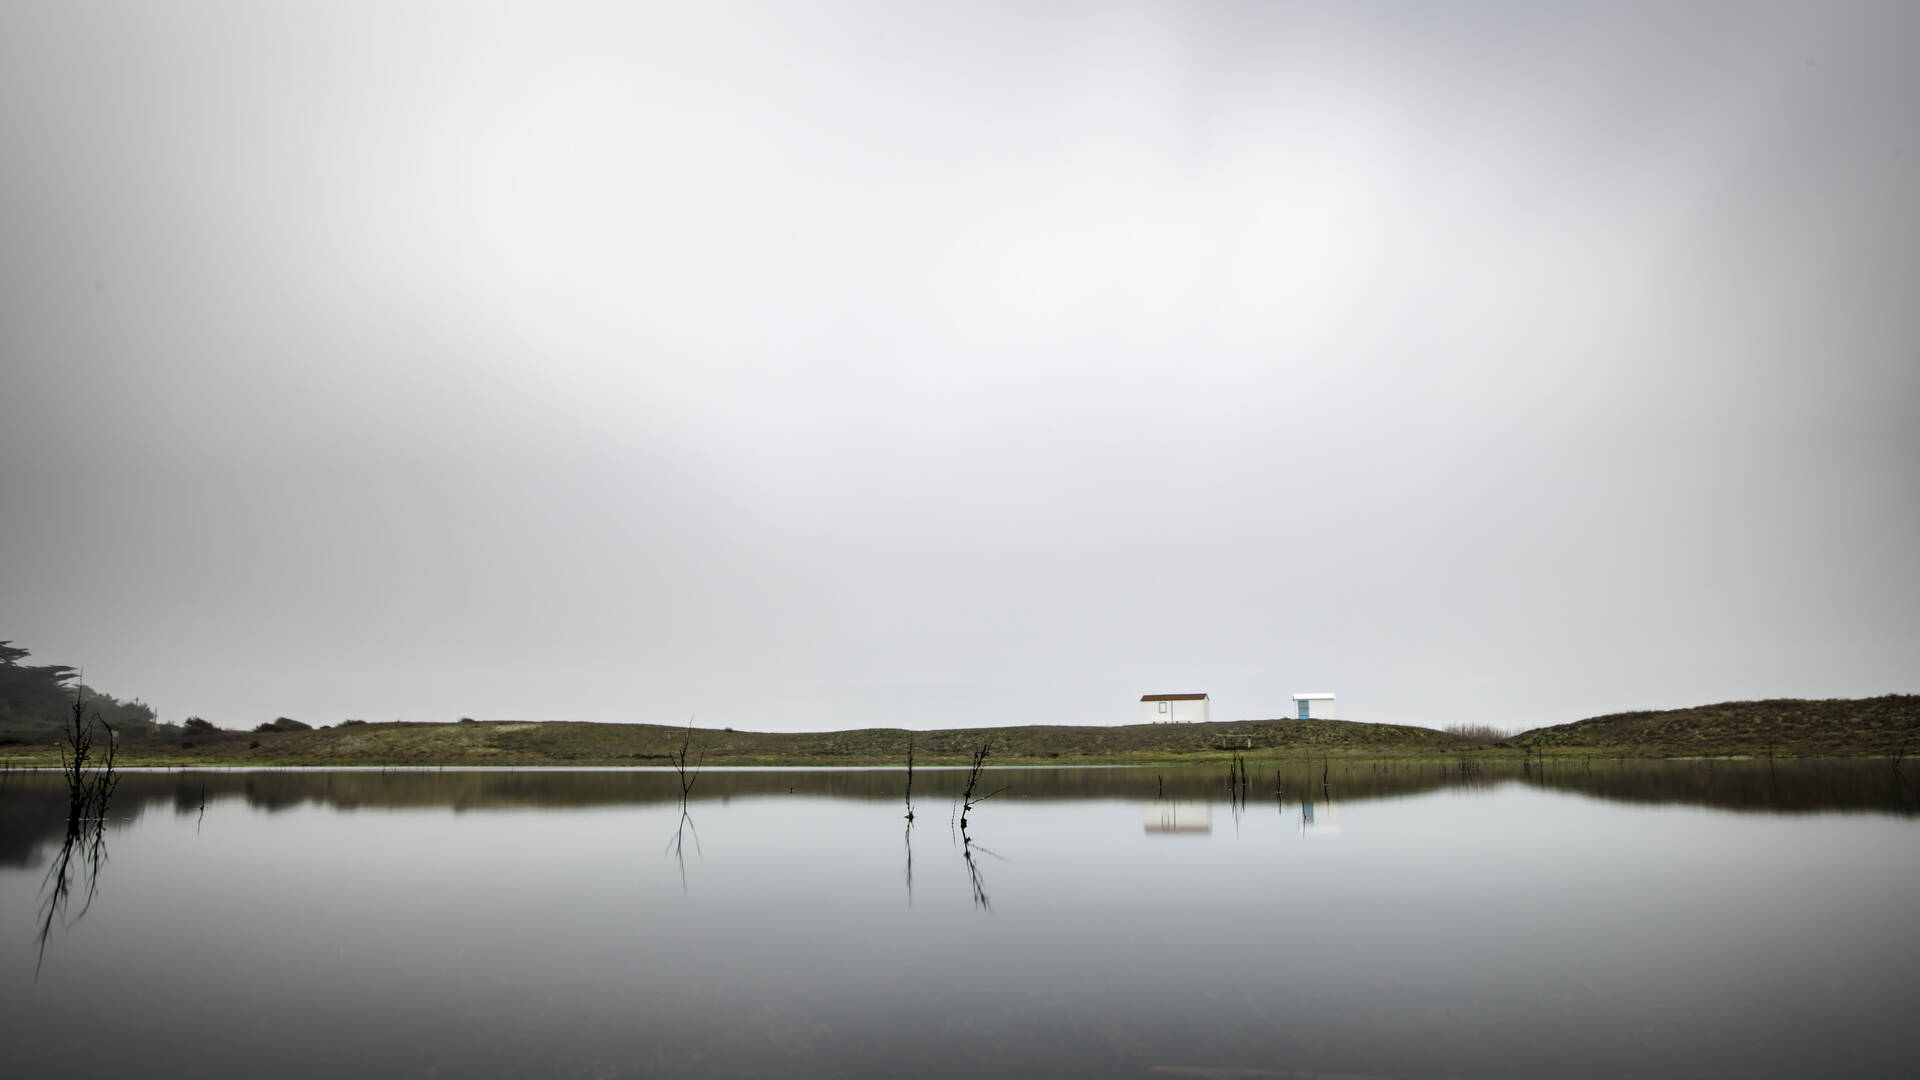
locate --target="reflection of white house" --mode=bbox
[1140,693,1210,724]
[1143,800,1212,834]
[1291,692,1336,719]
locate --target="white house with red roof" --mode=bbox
[1140,692,1209,724]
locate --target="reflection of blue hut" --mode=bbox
[1299,796,1342,836]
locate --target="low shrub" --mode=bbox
[1445,722,1508,746]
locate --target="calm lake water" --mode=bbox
[4,760,1917,1078]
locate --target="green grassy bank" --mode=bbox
[1,695,1914,768]
[1,715,1460,768]
[1500,695,1919,758]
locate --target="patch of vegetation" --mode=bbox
[1445,722,1508,746]
[1500,696,1920,757]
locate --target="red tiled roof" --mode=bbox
[1140,693,1208,701]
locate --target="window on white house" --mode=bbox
[1158,701,1168,713]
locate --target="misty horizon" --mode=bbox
[4,2,1915,734]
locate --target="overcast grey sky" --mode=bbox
[3,1,1915,733]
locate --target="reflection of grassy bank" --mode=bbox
[0,695,1911,768]
[4,758,1913,869]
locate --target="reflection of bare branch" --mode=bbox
[903,820,914,907]
[663,811,703,856]
[36,836,78,969]
[960,828,990,911]
[665,809,702,892]
[965,839,1009,865]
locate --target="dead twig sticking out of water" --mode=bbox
[659,720,705,891]
[956,738,1004,830]
[903,733,915,822]
[37,687,121,976]
[1225,753,1252,806]
[669,716,704,806]
[949,737,1007,910]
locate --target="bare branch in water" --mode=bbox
[37,687,120,976]
[954,736,1004,909]
[957,737,997,829]
[903,733,916,822]
[669,716,704,803]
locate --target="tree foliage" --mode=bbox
[0,640,158,743]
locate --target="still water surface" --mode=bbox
[4,760,1916,1078]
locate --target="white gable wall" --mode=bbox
[1140,697,1210,723]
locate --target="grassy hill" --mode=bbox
[1,715,1463,767]
[1502,695,1920,757]
[4,695,1913,768]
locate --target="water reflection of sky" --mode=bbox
[2,764,1917,1078]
